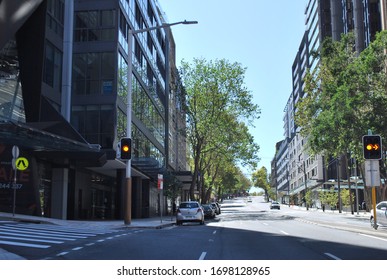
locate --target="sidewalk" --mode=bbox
[287,204,371,220]
[0,212,176,260]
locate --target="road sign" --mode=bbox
[12,146,19,159]
[15,157,29,171]
[365,160,380,187]
[158,174,163,190]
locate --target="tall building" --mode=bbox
[0,0,190,220]
[273,0,383,205]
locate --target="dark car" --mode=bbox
[202,204,216,219]
[211,202,221,215]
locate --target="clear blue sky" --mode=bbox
[159,0,307,174]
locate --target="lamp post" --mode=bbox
[124,20,198,225]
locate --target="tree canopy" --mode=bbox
[295,31,387,203]
[179,58,261,201]
[296,31,387,162]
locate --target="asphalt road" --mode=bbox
[2,196,387,260]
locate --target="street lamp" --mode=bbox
[124,20,198,225]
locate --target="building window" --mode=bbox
[71,105,114,148]
[74,10,116,42]
[132,76,165,147]
[43,41,63,92]
[73,52,115,96]
[46,0,64,37]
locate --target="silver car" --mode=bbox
[176,201,205,225]
[270,201,280,210]
[370,201,387,228]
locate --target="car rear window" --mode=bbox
[180,202,199,208]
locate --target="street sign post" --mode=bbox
[158,174,163,223]
[363,133,383,229]
[364,160,380,187]
[11,146,19,216]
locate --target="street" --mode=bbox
[1,196,387,260]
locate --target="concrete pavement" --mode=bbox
[0,212,176,260]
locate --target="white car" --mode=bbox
[176,201,205,225]
[370,201,387,228]
[270,201,280,210]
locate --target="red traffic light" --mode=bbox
[363,135,382,160]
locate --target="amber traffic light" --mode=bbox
[120,138,132,160]
[363,135,382,160]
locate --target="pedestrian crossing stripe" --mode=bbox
[0,240,50,249]
[0,223,117,250]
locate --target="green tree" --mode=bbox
[180,58,261,200]
[304,189,313,209]
[296,31,387,203]
[252,167,271,201]
[340,189,354,212]
[324,187,339,211]
[319,190,329,211]
[297,31,387,160]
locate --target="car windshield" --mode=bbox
[179,202,199,208]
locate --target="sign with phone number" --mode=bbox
[0,183,23,189]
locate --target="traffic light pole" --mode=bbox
[124,28,134,225]
[123,20,197,225]
[372,185,377,229]
[367,159,379,229]
[363,133,382,230]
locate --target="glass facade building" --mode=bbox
[273,0,383,205]
[0,0,190,220]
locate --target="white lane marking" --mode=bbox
[262,223,269,226]
[280,230,289,235]
[56,251,69,257]
[199,251,207,260]
[213,230,217,235]
[360,233,387,242]
[324,252,341,260]
[72,247,83,251]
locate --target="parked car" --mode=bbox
[370,201,387,228]
[176,201,204,225]
[270,201,280,210]
[202,204,216,219]
[211,202,221,215]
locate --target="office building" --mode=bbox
[273,0,383,205]
[0,0,190,220]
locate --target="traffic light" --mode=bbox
[363,135,382,160]
[120,138,132,160]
